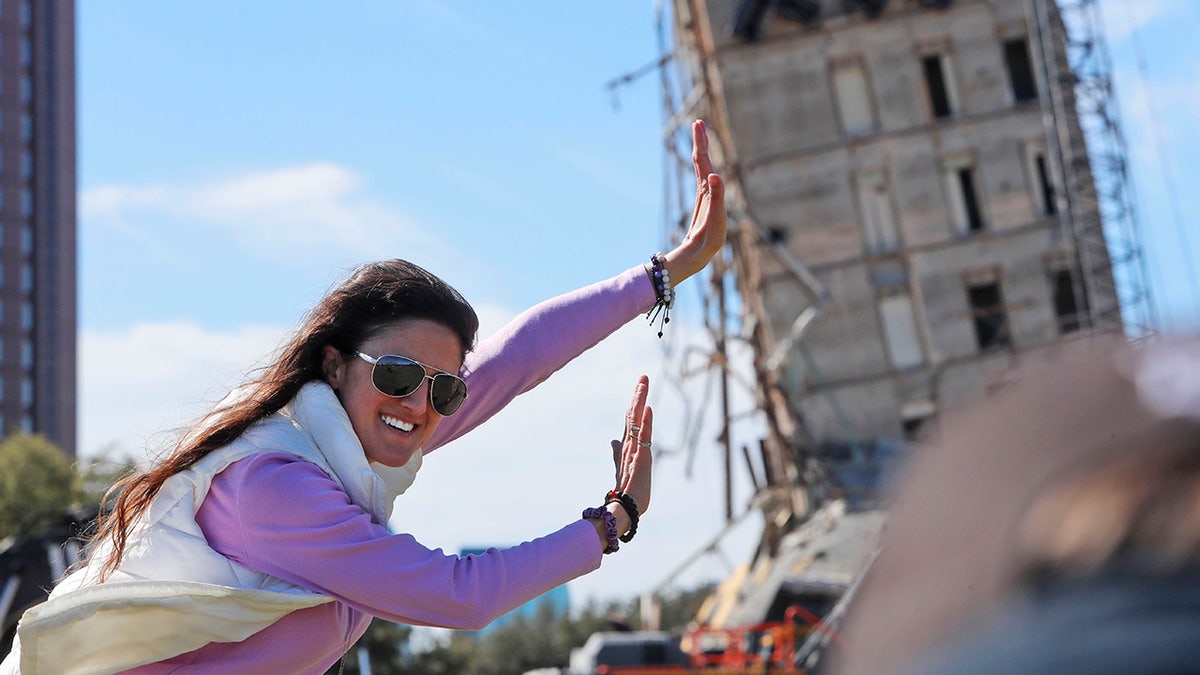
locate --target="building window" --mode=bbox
[20,151,31,179]
[21,338,33,368]
[21,226,32,254]
[20,112,31,140]
[20,262,33,292]
[1024,142,1057,217]
[856,169,900,252]
[21,302,32,330]
[20,414,32,433]
[943,156,985,234]
[1049,266,1090,334]
[879,293,925,369]
[1004,37,1038,103]
[901,400,935,443]
[831,60,876,137]
[921,53,959,119]
[967,280,1012,350]
[21,376,33,407]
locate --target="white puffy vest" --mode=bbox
[2,382,421,675]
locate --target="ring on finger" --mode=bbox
[638,441,652,449]
[628,424,641,434]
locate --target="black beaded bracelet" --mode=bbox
[583,506,619,554]
[605,490,640,543]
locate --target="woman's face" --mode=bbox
[322,318,464,467]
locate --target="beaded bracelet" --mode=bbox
[646,252,674,338]
[605,489,640,543]
[583,506,619,554]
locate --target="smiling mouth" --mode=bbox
[381,414,414,433]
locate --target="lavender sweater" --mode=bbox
[123,266,654,674]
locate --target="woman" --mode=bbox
[3,120,726,674]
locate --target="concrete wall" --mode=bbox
[688,0,1121,443]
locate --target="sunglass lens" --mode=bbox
[430,375,468,416]
[372,357,426,397]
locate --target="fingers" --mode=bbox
[621,375,649,484]
[622,405,653,490]
[625,405,652,514]
[707,171,725,208]
[611,439,621,487]
[692,119,713,188]
[623,375,650,443]
[666,119,727,286]
[615,376,653,516]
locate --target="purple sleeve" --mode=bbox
[196,453,602,630]
[423,264,655,453]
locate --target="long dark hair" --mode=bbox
[92,259,478,579]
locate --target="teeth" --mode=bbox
[381,415,413,432]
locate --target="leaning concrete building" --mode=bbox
[670,0,1125,454]
[656,1,1142,658]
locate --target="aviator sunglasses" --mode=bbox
[354,351,468,416]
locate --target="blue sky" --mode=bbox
[76,1,1199,606]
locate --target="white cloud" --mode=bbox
[1098,0,1180,43]
[81,162,450,265]
[79,321,288,460]
[78,309,766,605]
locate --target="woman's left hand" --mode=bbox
[610,375,653,528]
[662,119,727,286]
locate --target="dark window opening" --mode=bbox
[968,281,1011,350]
[958,168,984,231]
[731,0,772,41]
[776,0,820,26]
[902,416,927,442]
[1035,154,1057,216]
[1004,38,1038,103]
[922,55,952,118]
[1051,268,1091,334]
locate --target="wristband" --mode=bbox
[605,489,640,543]
[646,252,673,338]
[583,506,619,554]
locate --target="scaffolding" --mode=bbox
[1031,0,1156,337]
[654,0,1155,537]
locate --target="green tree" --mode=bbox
[469,601,571,675]
[0,434,78,540]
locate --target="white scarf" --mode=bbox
[5,382,420,675]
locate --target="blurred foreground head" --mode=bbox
[835,336,1200,674]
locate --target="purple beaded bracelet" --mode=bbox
[583,506,619,554]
